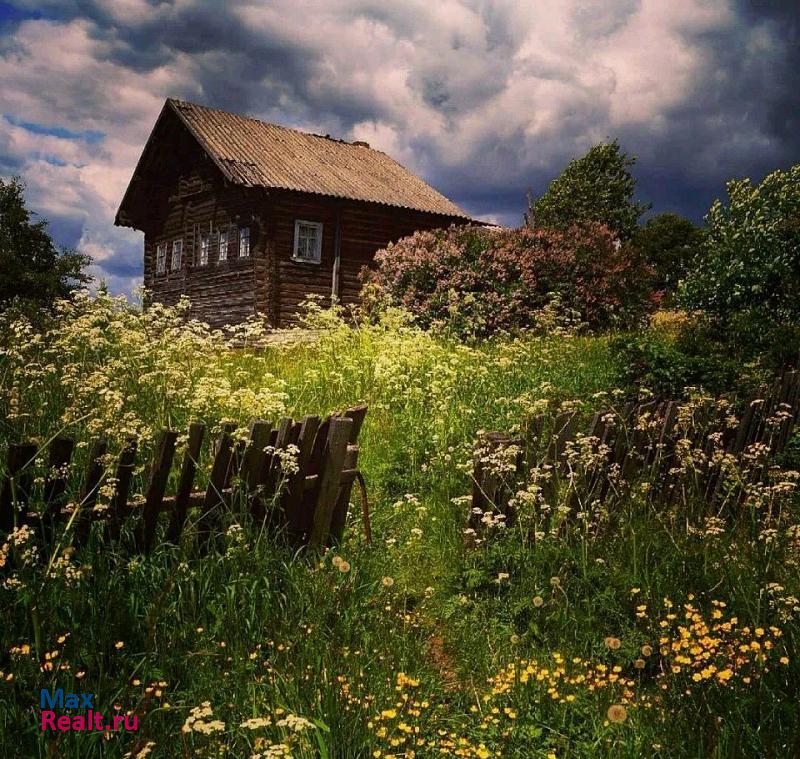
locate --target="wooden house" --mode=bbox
[115,98,475,327]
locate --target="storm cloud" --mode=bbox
[0,0,797,295]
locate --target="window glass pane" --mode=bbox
[156,243,166,273]
[171,240,182,270]
[239,227,250,257]
[200,234,210,266]
[295,221,321,262]
[218,230,228,261]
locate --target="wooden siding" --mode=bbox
[271,192,462,326]
[144,166,468,328]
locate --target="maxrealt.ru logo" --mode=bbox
[40,688,139,732]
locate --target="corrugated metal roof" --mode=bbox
[167,98,471,219]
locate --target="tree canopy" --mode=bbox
[527,140,649,240]
[633,213,705,298]
[0,177,91,308]
[679,164,800,332]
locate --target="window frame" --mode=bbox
[238,226,250,258]
[292,220,323,264]
[171,239,183,271]
[198,233,210,266]
[156,242,167,275]
[218,228,229,262]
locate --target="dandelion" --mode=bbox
[550,576,561,587]
[115,641,125,650]
[338,561,351,573]
[607,704,627,723]
[533,595,544,608]
[604,637,621,650]
[641,645,653,657]
[331,555,344,568]
[382,576,394,588]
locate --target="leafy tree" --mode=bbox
[527,140,649,240]
[680,165,800,340]
[0,177,91,308]
[634,213,705,298]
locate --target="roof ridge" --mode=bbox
[166,97,376,151]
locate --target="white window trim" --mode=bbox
[238,226,250,258]
[218,229,229,262]
[171,239,183,271]
[156,242,167,274]
[199,233,210,266]
[292,220,323,264]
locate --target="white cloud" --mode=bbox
[0,0,796,291]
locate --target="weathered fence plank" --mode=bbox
[136,429,179,554]
[165,423,205,544]
[197,423,237,551]
[309,417,353,548]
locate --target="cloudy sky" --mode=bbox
[0,0,798,295]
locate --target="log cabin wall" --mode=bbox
[143,172,269,329]
[145,180,468,328]
[270,191,465,326]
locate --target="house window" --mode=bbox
[171,239,183,270]
[292,220,322,264]
[156,243,167,274]
[218,229,229,262]
[238,226,250,258]
[199,233,210,266]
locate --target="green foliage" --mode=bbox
[363,222,655,339]
[633,213,705,299]
[0,177,91,308]
[610,322,747,399]
[680,164,800,346]
[2,298,799,757]
[527,140,650,240]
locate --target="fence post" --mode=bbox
[308,417,353,548]
[470,432,522,531]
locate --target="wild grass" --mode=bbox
[0,294,797,758]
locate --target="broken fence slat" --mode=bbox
[40,436,76,553]
[72,439,107,549]
[308,417,353,548]
[136,429,179,554]
[329,444,359,545]
[0,442,37,533]
[165,423,205,544]
[107,438,137,542]
[197,423,236,551]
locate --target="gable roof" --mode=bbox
[118,98,471,223]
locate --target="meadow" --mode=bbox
[0,293,798,758]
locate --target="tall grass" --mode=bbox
[0,294,797,758]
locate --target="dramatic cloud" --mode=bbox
[0,0,797,294]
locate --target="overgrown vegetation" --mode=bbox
[362,223,653,339]
[1,296,799,758]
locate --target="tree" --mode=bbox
[680,164,800,336]
[526,140,649,240]
[0,177,91,308]
[633,213,705,299]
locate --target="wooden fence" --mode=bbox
[0,405,368,559]
[472,369,800,527]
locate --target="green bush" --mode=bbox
[679,163,800,356]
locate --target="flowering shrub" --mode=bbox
[362,223,654,337]
[0,291,287,449]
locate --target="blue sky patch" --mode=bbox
[5,114,105,145]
